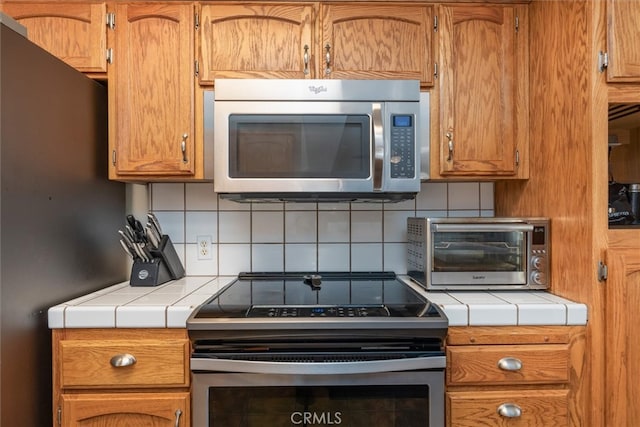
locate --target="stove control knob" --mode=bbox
[531,256,546,271]
[530,271,547,286]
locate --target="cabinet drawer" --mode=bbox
[59,339,189,389]
[447,344,569,385]
[447,389,568,427]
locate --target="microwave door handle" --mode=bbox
[432,223,534,233]
[372,103,384,191]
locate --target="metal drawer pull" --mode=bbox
[174,409,182,427]
[497,403,522,418]
[497,357,523,371]
[110,353,137,368]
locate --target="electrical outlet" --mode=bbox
[197,235,213,260]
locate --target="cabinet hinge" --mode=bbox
[599,51,609,72]
[433,15,438,32]
[515,16,519,33]
[57,407,62,426]
[106,48,113,64]
[106,12,115,30]
[515,149,520,167]
[112,150,117,166]
[598,261,608,282]
[195,11,200,31]
[195,60,199,77]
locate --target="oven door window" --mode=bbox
[228,114,370,179]
[432,230,525,272]
[209,385,430,427]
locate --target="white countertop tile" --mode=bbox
[49,276,589,329]
[64,306,116,328]
[468,304,518,326]
[116,306,167,328]
[517,303,567,325]
[566,303,588,325]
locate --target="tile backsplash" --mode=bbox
[150,182,494,276]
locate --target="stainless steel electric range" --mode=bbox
[187,272,448,427]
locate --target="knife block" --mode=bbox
[130,258,172,287]
[130,235,185,287]
[150,235,185,280]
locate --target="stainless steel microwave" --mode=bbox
[209,79,429,203]
[407,217,550,290]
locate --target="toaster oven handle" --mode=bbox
[372,103,384,191]
[431,223,534,233]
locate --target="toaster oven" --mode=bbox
[407,217,550,290]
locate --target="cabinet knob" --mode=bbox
[497,356,523,371]
[110,353,137,368]
[497,403,522,418]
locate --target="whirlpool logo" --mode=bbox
[291,411,342,425]
[308,85,328,94]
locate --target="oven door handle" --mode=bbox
[191,355,446,375]
[431,223,534,233]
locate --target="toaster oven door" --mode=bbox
[429,223,532,286]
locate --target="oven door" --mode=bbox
[429,222,533,287]
[192,357,445,427]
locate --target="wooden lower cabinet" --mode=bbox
[53,328,191,427]
[60,393,189,426]
[446,326,585,427]
[448,389,569,427]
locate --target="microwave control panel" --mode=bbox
[390,115,415,179]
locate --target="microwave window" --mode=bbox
[229,115,370,178]
[432,231,525,272]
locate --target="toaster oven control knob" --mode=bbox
[531,255,546,271]
[530,271,547,286]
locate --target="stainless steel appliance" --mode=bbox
[407,217,550,290]
[210,79,429,202]
[187,272,448,427]
[0,14,126,426]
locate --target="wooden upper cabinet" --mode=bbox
[2,2,107,74]
[321,3,433,87]
[109,3,195,178]
[198,4,315,83]
[606,0,640,82]
[198,2,433,85]
[436,4,529,178]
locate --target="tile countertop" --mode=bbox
[48,275,588,329]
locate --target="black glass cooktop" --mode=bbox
[192,272,442,319]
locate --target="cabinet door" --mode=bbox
[109,3,195,178]
[2,2,107,74]
[437,5,528,178]
[607,0,640,82]
[198,4,315,84]
[605,248,640,426]
[320,4,433,86]
[61,392,189,426]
